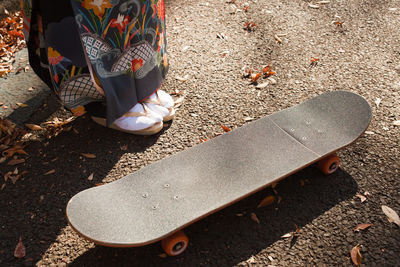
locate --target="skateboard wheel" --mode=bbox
[161,230,189,256]
[318,154,340,175]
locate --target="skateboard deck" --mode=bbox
[66,91,371,253]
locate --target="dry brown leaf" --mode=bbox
[350,244,362,266]
[308,3,320,9]
[25,123,42,131]
[250,212,260,224]
[257,195,276,208]
[220,125,231,132]
[381,205,400,226]
[16,102,28,108]
[7,158,25,166]
[295,224,301,235]
[281,232,293,238]
[81,153,96,159]
[174,96,185,108]
[251,72,261,83]
[354,223,373,232]
[44,169,55,175]
[0,156,6,164]
[175,75,189,81]
[256,82,269,89]
[2,145,28,158]
[356,194,367,203]
[274,34,282,44]
[87,173,94,181]
[14,237,26,258]
[1,183,5,190]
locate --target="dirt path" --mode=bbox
[1,0,399,266]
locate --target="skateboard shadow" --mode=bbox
[0,110,162,266]
[68,166,358,267]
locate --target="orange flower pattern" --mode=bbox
[131,58,144,72]
[81,0,112,17]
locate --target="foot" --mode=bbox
[143,90,175,122]
[92,103,163,135]
[113,103,162,131]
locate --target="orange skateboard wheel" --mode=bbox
[161,230,189,256]
[318,154,340,175]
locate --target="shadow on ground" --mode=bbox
[0,109,163,266]
[68,167,358,266]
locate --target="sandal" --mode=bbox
[143,90,175,122]
[91,103,163,135]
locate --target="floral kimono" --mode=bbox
[20,0,168,125]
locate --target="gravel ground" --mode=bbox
[1,0,399,266]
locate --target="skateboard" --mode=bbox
[66,91,371,256]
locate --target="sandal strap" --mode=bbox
[143,91,162,105]
[122,111,146,117]
[122,104,148,118]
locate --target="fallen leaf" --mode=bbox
[174,96,185,108]
[7,158,25,166]
[356,194,367,203]
[158,253,167,258]
[274,34,282,44]
[14,237,26,258]
[250,72,261,83]
[375,98,381,108]
[281,232,292,238]
[244,117,254,122]
[250,212,260,224]
[120,145,128,151]
[220,125,231,132]
[256,82,269,89]
[294,224,301,235]
[393,120,400,126]
[43,169,55,175]
[381,205,400,226]
[1,183,5,190]
[3,145,28,158]
[354,223,373,232]
[175,75,189,81]
[257,195,275,208]
[0,157,6,164]
[308,3,320,9]
[81,153,96,159]
[16,102,27,108]
[350,245,362,266]
[25,124,42,131]
[87,173,94,181]
[317,0,330,3]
